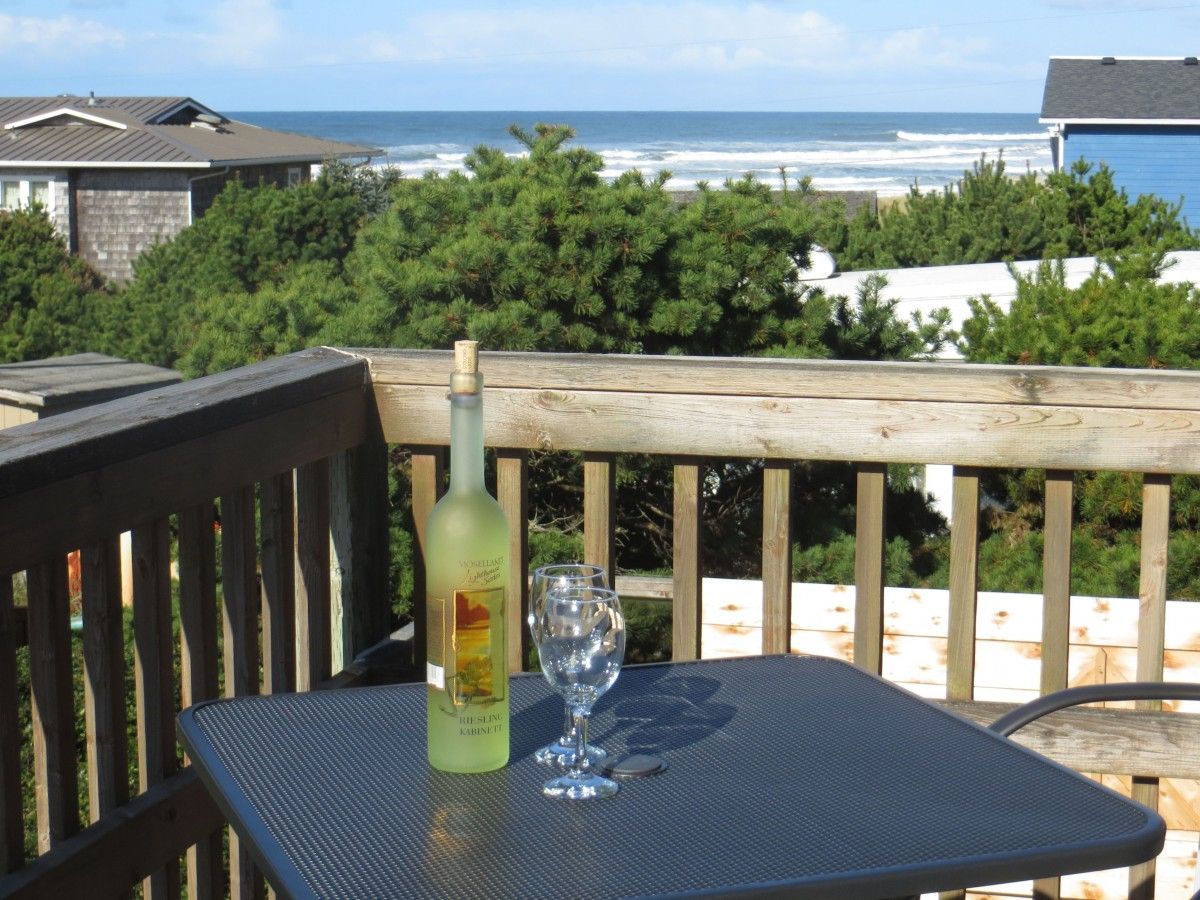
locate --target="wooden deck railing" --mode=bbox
[0,346,1197,898]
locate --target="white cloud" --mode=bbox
[875,26,989,69]
[0,13,125,56]
[350,4,848,72]
[197,0,283,66]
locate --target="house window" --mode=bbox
[287,166,303,186]
[0,181,19,211]
[0,178,55,213]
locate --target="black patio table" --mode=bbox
[176,654,1165,899]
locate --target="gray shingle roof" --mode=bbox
[0,95,380,168]
[1041,57,1200,122]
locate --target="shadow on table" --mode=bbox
[598,675,736,756]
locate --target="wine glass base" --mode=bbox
[543,771,620,801]
[534,739,608,768]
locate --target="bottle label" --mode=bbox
[429,586,505,710]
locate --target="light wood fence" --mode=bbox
[0,347,1198,898]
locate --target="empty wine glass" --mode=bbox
[532,584,625,800]
[529,564,608,767]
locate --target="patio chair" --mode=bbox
[987,682,1200,900]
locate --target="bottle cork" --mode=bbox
[454,340,479,375]
[450,341,482,394]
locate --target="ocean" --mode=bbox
[229,110,1051,197]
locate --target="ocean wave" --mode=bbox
[896,130,1051,142]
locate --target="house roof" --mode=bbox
[1041,57,1200,125]
[0,96,380,169]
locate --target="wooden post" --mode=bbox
[1129,473,1170,900]
[409,448,445,676]
[26,558,77,853]
[330,433,390,674]
[672,459,703,661]
[132,518,179,899]
[0,576,23,873]
[496,449,529,673]
[761,460,792,655]
[178,503,223,900]
[583,453,617,578]
[80,537,128,820]
[295,460,332,693]
[261,473,296,695]
[946,466,981,702]
[220,488,264,900]
[853,463,887,673]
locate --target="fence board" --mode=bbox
[178,503,222,900]
[220,487,263,900]
[1041,471,1074,694]
[583,453,617,579]
[409,448,444,677]
[761,460,791,656]
[364,348,1200,411]
[496,449,528,673]
[375,384,1200,474]
[295,460,331,693]
[1131,474,1171,900]
[132,518,179,899]
[80,537,127,821]
[672,460,703,661]
[853,463,887,673]
[947,467,981,701]
[330,436,390,671]
[261,473,296,695]
[0,576,22,873]
[26,559,77,853]
[0,769,224,900]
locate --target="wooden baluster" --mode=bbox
[761,460,792,655]
[221,488,264,900]
[409,447,445,677]
[939,466,981,900]
[583,452,617,580]
[946,466,981,702]
[1033,470,1074,900]
[132,518,179,899]
[672,459,703,661]
[295,460,331,693]
[0,575,23,873]
[179,503,223,900]
[496,449,528,673]
[261,474,296,695]
[80,537,128,821]
[853,463,887,673]
[1130,473,1170,900]
[26,558,78,854]
[330,438,390,673]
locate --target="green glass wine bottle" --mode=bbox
[425,341,510,772]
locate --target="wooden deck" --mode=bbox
[0,347,1198,898]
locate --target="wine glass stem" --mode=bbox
[561,705,575,746]
[571,706,591,776]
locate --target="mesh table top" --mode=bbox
[177,655,1164,899]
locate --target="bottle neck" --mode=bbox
[449,387,485,492]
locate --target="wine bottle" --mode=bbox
[425,340,510,772]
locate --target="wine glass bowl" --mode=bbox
[531,584,626,800]
[528,564,609,768]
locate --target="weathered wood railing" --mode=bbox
[0,346,1197,898]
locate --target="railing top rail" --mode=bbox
[355,348,1200,412]
[0,348,365,499]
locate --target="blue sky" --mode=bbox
[2,1,1198,112]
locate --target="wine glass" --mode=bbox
[529,564,609,767]
[532,584,626,800]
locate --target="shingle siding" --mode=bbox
[73,170,190,283]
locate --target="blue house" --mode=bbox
[1040,56,1200,227]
